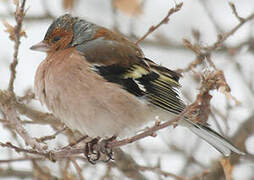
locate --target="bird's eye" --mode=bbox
[53,36,61,42]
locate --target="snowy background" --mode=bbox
[0,0,254,179]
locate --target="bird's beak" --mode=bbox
[30,41,50,52]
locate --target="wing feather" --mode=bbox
[75,38,185,115]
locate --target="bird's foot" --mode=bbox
[84,136,117,164]
[84,137,100,164]
[99,135,116,162]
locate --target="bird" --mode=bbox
[31,14,245,159]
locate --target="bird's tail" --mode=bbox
[180,118,245,156]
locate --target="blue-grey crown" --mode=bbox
[71,17,97,46]
[44,14,76,40]
[44,14,96,46]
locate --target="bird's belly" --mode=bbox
[44,76,155,137]
[52,92,154,138]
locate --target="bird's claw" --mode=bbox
[84,136,116,164]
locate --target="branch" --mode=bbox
[0,90,45,151]
[204,114,254,180]
[0,168,33,178]
[228,2,244,22]
[0,14,54,21]
[207,8,254,51]
[70,159,85,180]
[113,149,147,180]
[138,165,185,180]
[135,3,183,44]
[7,0,27,92]
[15,101,61,125]
[178,4,254,75]
[0,157,44,163]
[0,108,188,161]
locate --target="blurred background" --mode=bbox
[0,0,253,179]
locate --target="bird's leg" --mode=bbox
[83,136,117,164]
[99,135,117,162]
[84,137,100,164]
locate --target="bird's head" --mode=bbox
[30,14,96,52]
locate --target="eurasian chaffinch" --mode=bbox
[31,14,244,159]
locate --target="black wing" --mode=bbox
[92,58,185,115]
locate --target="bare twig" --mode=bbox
[135,3,183,44]
[0,168,33,178]
[0,91,45,151]
[17,89,35,103]
[7,0,27,92]
[0,107,189,162]
[166,143,206,168]
[220,158,233,180]
[179,139,201,175]
[179,7,254,75]
[0,14,54,21]
[71,159,85,180]
[0,142,49,158]
[63,135,88,149]
[0,156,44,163]
[204,114,254,180]
[32,160,58,179]
[228,2,244,22]
[138,165,185,180]
[36,127,66,143]
[207,11,254,51]
[113,148,147,180]
[189,170,210,180]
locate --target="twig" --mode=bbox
[100,165,112,180]
[8,0,27,92]
[0,156,44,163]
[16,89,35,103]
[135,3,183,44]
[15,102,61,125]
[63,135,88,149]
[168,144,206,168]
[204,114,254,180]
[36,127,66,143]
[179,139,201,176]
[0,91,45,151]
[138,165,185,180]
[207,11,254,51]
[71,159,85,180]
[0,107,189,161]
[32,160,57,179]
[220,158,233,180]
[0,142,49,158]
[189,170,210,180]
[112,148,147,180]
[228,2,244,22]
[0,14,54,21]
[179,5,254,74]
[0,168,33,178]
